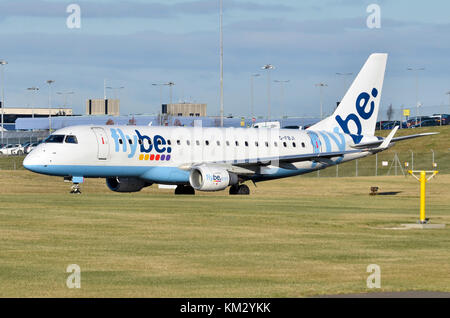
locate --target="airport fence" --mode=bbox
[307,150,449,178]
[0,130,49,145]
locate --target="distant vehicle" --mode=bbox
[0,144,21,155]
[382,120,407,130]
[432,114,450,125]
[253,121,281,129]
[411,119,439,128]
[25,141,42,154]
[12,143,28,155]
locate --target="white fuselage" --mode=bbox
[23,125,377,185]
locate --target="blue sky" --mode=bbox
[1,0,450,119]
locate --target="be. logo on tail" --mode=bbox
[335,88,378,144]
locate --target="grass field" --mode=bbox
[0,170,449,297]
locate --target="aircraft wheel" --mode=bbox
[175,185,195,195]
[70,184,82,194]
[175,185,185,195]
[237,184,250,195]
[229,184,239,195]
[184,185,195,195]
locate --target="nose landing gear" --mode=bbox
[70,183,82,194]
[65,176,84,194]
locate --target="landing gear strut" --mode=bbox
[229,184,250,195]
[70,183,82,194]
[175,185,195,195]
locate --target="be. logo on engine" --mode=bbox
[335,88,378,144]
[110,128,172,161]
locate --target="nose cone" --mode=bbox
[23,151,45,173]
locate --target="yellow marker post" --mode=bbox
[408,170,438,224]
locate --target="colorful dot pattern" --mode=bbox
[139,153,171,161]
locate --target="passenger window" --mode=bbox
[292,142,296,148]
[245,141,248,147]
[128,139,132,144]
[119,139,123,144]
[187,140,191,146]
[177,140,181,145]
[167,140,171,145]
[226,141,230,146]
[255,141,259,147]
[65,135,78,144]
[301,142,305,148]
[274,142,278,147]
[235,141,239,146]
[216,141,220,146]
[283,142,287,147]
[205,140,209,146]
[265,141,269,147]
[196,140,200,146]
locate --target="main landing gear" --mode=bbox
[175,185,196,195]
[229,184,250,195]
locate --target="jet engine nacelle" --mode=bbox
[106,177,151,193]
[189,166,238,191]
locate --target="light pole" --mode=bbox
[27,87,39,118]
[0,59,7,142]
[274,80,290,119]
[152,82,174,105]
[315,82,328,120]
[250,74,260,119]
[46,80,55,132]
[409,149,414,170]
[167,82,175,104]
[336,72,352,108]
[56,90,75,113]
[431,149,435,169]
[219,0,224,127]
[261,64,275,121]
[407,67,425,126]
[105,86,124,100]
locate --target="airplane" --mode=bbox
[23,53,437,195]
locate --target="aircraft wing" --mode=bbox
[179,149,369,174]
[351,132,439,149]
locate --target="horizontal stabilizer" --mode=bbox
[351,131,439,149]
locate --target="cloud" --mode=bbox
[0,0,292,19]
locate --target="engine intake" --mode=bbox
[189,166,238,191]
[106,177,151,193]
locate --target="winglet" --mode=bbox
[379,126,399,149]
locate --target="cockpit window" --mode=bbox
[65,135,78,144]
[45,135,65,143]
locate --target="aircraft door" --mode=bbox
[92,127,110,160]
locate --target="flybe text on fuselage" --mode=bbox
[110,128,172,161]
